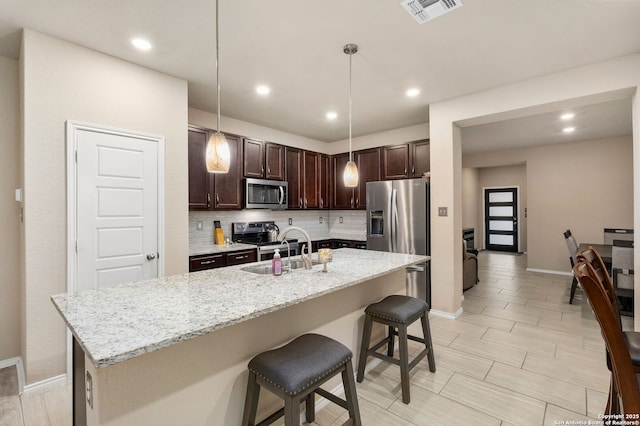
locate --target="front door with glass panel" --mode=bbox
[484,187,518,252]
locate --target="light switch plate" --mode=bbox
[438,207,448,217]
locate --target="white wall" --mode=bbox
[20,30,189,383]
[429,53,640,317]
[0,55,20,361]
[190,106,430,155]
[461,168,480,250]
[189,107,328,153]
[326,123,430,155]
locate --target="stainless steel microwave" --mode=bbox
[244,178,288,209]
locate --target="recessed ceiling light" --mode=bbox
[563,127,576,133]
[326,111,338,120]
[560,113,575,120]
[131,38,152,51]
[255,85,271,95]
[406,88,421,97]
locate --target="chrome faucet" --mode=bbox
[281,240,291,272]
[277,226,313,269]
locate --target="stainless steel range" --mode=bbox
[231,221,299,261]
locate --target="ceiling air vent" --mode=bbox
[401,0,463,24]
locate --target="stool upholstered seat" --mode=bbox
[365,294,429,323]
[357,295,435,404]
[247,333,352,396]
[242,333,361,426]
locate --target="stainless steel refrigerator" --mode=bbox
[366,179,431,305]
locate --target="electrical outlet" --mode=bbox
[319,217,323,224]
[438,207,448,217]
[196,221,203,230]
[288,218,293,225]
[86,371,93,409]
[339,217,343,223]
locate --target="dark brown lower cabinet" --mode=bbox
[189,249,257,272]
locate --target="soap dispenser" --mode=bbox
[272,249,282,276]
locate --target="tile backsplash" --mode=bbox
[189,210,366,247]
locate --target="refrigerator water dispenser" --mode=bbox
[370,210,384,236]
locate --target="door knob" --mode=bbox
[147,253,157,260]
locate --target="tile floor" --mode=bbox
[0,251,629,425]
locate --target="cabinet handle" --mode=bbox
[404,166,407,176]
[216,194,220,206]
[412,165,415,176]
[304,198,307,209]
[351,197,354,208]
[356,198,359,208]
[320,198,323,209]
[207,193,211,208]
[267,166,271,175]
[261,166,264,175]
[201,260,215,265]
[299,198,303,208]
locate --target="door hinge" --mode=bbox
[75,240,78,252]
[75,150,78,162]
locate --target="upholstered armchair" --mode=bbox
[463,240,478,290]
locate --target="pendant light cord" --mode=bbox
[348,50,353,162]
[216,0,221,133]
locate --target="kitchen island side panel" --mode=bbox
[85,270,405,425]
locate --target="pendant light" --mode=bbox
[206,0,230,173]
[343,43,359,187]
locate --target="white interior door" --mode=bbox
[72,124,162,290]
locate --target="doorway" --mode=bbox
[66,120,165,374]
[484,187,519,252]
[67,121,165,292]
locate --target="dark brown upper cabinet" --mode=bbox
[410,139,430,178]
[188,126,242,211]
[382,144,411,180]
[286,147,303,209]
[381,140,430,180]
[265,143,285,180]
[285,148,328,209]
[331,148,381,210]
[243,138,285,180]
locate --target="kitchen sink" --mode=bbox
[241,259,320,274]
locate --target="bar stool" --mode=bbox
[356,295,435,404]
[242,333,361,426]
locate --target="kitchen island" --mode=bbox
[52,248,429,425]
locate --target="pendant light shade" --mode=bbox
[343,160,359,187]
[343,43,359,188]
[206,132,230,172]
[206,0,230,173]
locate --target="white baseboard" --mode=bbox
[430,307,463,319]
[23,374,69,395]
[526,268,572,276]
[0,356,25,395]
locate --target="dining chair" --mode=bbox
[612,239,634,316]
[604,228,634,245]
[564,230,580,304]
[573,259,640,415]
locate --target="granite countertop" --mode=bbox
[51,248,428,368]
